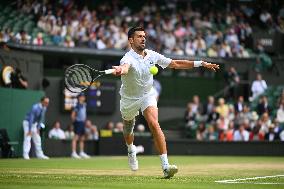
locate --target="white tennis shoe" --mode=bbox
[163,165,178,179]
[79,151,91,159]
[71,152,81,159]
[128,145,138,171]
[23,154,30,160]
[38,154,49,159]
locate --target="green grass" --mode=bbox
[0,156,283,189]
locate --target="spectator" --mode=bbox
[113,122,124,133]
[136,124,145,133]
[185,37,196,56]
[32,32,44,46]
[216,115,229,140]
[63,36,75,48]
[224,66,240,100]
[237,46,250,58]
[15,30,31,44]
[203,96,215,117]
[233,124,250,141]
[207,44,218,57]
[276,98,284,124]
[105,121,114,130]
[225,121,235,141]
[184,102,197,129]
[265,124,280,141]
[259,10,273,28]
[234,96,245,114]
[191,95,203,116]
[257,95,271,116]
[249,124,265,141]
[65,124,75,140]
[193,34,206,56]
[251,73,268,101]
[48,121,66,139]
[216,98,229,118]
[206,125,218,141]
[259,112,272,134]
[85,120,99,140]
[196,122,207,141]
[207,106,220,125]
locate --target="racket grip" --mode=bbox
[104,69,115,74]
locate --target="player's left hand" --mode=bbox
[202,61,220,72]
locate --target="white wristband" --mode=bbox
[194,61,202,67]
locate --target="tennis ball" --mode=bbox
[149,66,158,75]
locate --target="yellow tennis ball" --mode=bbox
[150,66,158,75]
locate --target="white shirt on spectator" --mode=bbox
[233,129,250,141]
[277,106,284,123]
[251,80,267,99]
[280,130,284,141]
[48,128,66,139]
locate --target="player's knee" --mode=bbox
[123,119,135,135]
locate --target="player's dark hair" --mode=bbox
[128,26,145,39]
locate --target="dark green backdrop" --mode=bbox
[0,88,44,156]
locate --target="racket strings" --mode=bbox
[65,65,93,93]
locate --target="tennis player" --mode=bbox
[112,26,219,178]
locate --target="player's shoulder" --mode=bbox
[146,49,162,57]
[121,50,132,60]
[120,49,137,64]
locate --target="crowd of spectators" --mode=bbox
[1,0,284,57]
[47,119,147,141]
[184,87,284,142]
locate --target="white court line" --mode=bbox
[215,175,284,185]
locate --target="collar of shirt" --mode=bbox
[38,103,43,109]
[129,48,150,60]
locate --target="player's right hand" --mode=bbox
[112,66,123,76]
[27,131,32,136]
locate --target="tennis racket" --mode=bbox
[65,64,115,93]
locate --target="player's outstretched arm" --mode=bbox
[168,60,219,72]
[112,63,130,76]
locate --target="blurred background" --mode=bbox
[0,0,283,158]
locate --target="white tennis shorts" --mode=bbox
[120,88,157,121]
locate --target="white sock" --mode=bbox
[126,143,135,153]
[160,154,169,170]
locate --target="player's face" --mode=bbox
[130,31,146,51]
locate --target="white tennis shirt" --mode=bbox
[119,48,172,99]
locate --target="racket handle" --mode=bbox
[104,69,115,74]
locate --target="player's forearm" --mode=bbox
[168,60,197,69]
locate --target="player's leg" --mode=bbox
[22,120,31,159]
[142,89,178,178]
[120,98,140,171]
[123,118,138,171]
[143,106,178,178]
[143,106,166,154]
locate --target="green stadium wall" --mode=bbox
[0,87,44,157]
